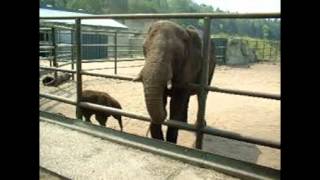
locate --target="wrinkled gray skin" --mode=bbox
[79,90,123,131]
[135,20,216,143]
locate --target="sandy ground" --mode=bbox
[40,59,280,170]
[40,121,238,180]
[40,167,70,180]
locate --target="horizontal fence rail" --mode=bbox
[40,93,76,105]
[39,65,281,100]
[40,13,280,20]
[206,86,280,100]
[80,72,281,100]
[41,26,146,34]
[80,102,280,148]
[40,66,77,74]
[55,44,143,47]
[39,93,280,149]
[40,46,55,50]
[80,71,135,81]
[84,65,144,71]
[190,84,281,100]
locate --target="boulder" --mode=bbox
[42,72,71,87]
[225,38,257,65]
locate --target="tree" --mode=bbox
[39,0,280,40]
[262,24,270,39]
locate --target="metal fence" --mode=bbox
[38,30,153,66]
[211,38,280,64]
[242,39,280,61]
[40,27,280,77]
[40,12,281,178]
[40,27,145,75]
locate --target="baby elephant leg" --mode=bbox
[118,117,123,132]
[96,113,107,126]
[83,112,92,123]
[112,115,123,131]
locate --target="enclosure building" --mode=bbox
[40,7,128,60]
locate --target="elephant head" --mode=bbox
[135,20,215,126]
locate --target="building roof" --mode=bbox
[40,8,128,29]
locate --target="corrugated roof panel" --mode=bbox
[40,8,128,29]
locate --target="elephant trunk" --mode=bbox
[142,59,171,124]
[144,86,167,124]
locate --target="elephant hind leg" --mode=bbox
[150,123,164,141]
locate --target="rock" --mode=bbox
[225,38,257,65]
[42,72,71,87]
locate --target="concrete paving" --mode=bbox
[40,121,238,180]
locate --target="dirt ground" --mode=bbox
[40,59,280,170]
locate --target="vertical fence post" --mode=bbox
[49,51,52,67]
[269,41,272,61]
[51,27,57,78]
[75,18,83,120]
[275,41,279,61]
[255,40,259,61]
[195,17,211,149]
[114,31,118,74]
[71,30,75,80]
[106,33,108,60]
[49,29,52,67]
[223,38,227,64]
[262,41,265,60]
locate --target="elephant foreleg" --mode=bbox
[166,90,190,143]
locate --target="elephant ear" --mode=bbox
[143,21,159,58]
[185,26,202,51]
[185,27,203,60]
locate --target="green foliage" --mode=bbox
[40,0,68,8]
[129,0,159,13]
[66,0,105,13]
[40,0,280,40]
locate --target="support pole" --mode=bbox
[114,32,118,74]
[75,18,83,119]
[195,17,211,149]
[51,27,57,78]
[71,30,75,80]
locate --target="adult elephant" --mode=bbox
[134,20,216,144]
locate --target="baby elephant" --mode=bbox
[79,90,123,131]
